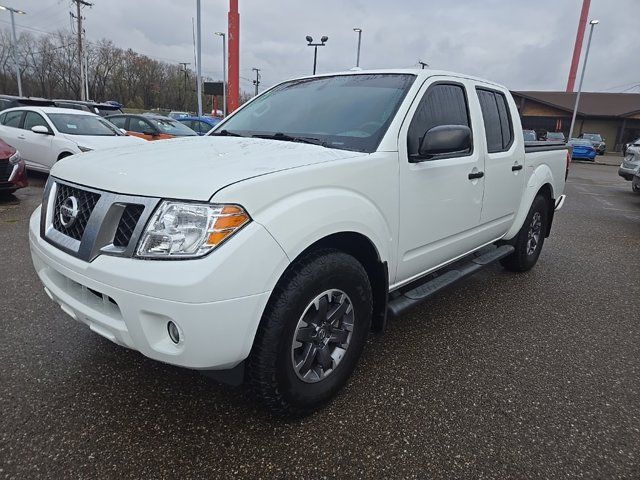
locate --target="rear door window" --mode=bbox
[2,110,24,128]
[477,88,513,153]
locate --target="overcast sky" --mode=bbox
[3,0,639,93]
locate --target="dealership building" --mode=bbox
[512,91,640,151]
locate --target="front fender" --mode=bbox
[503,164,555,240]
[253,186,393,266]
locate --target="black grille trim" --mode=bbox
[0,159,12,182]
[113,204,144,248]
[52,183,101,241]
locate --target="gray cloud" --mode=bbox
[6,0,640,93]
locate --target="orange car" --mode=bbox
[106,114,198,141]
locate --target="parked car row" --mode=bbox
[0,107,146,173]
[0,95,123,117]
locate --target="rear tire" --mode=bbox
[247,249,372,416]
[500,195,549,272]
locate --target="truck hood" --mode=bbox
[51,136,366,200]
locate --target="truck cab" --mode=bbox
[29,70,568,415]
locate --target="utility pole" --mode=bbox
[0,5,26,96]
[179,62,190,110]
[71,0,92,101]
[252,67,260,96]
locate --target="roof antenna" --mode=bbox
[418,60,429,69]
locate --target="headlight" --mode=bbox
[8,151,21,165]
[136,201,250,259]
[78,145,93,152]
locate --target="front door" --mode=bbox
[396,80,485,285]
[20,111,54,169]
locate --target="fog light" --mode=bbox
[167,321,180,344]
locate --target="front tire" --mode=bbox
[247,249,372,416]
[500,195,549,272]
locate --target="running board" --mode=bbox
[387,245,515,318]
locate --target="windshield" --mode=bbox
[150,118,198,136]
[211,74,416,153]
[583,133,602,141]
[48,113,122,136]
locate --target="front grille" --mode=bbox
[113,204,144,247]
[52,183,101,241]
[0,160,12,182]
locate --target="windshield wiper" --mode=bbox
[252,132,326,147]
[211,129,245,137]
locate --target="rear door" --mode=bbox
[475,87,525,239]
[0,110,28,161]
[19,111,54,169]
[396,80,486,284]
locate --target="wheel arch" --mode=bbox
[504,163,557,241]
[268,231,389,334]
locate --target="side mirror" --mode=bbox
[119,128,128,135]
[416,125,472,160]
[143,130,157,137]
[31,125,51,135]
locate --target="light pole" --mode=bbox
[353,28,362,67]
[215,32,227,117]
[0,5,25,96]
[195,0,203,117]
[568,19,599,140]
[306,35,328,75]
[252,67,260,96]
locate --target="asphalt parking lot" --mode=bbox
[1,161,639,479]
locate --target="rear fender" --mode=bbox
[503,164,554,240]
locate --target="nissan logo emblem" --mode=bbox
[59,196,79,228]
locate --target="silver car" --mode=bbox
[619,149,640,181]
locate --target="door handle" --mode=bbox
[468,171,484,180]
[511,164,523,171]
[17,135,25,139]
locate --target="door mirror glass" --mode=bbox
[31,125,50,135]
[416,125,471,160]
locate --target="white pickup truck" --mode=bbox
[29,70,568,415]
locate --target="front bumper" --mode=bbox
[618,164,639,180]
[29,206,289,370]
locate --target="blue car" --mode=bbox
[568,138,597,161]
[177,116,221,136]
